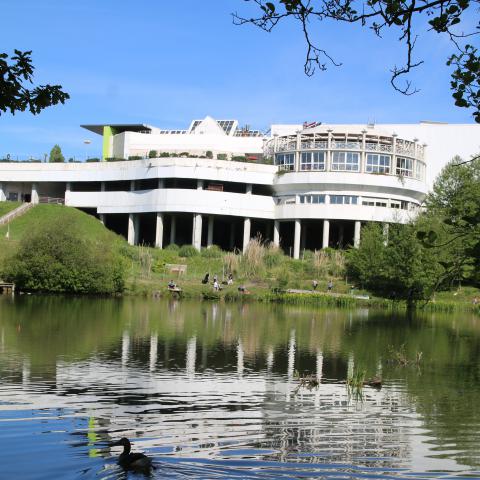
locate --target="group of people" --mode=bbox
[202,272,234,291]
[312,279,333,292]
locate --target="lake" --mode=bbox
[1,296,479,479]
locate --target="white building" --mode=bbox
[0,117,478,258]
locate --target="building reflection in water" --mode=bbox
[0,296,479,474]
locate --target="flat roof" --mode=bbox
[81,124,153,135]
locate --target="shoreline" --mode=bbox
[123,283,480,314]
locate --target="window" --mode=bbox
[275,153,295,171]
[300,151,325,171]
[415,161,425,180]
[396,157,413,177]
[330,195,358,205]
[366,154,391,173]
[7,192,18,201]
[299,194,326,204]
[362,197,389,207]
[331,152,359,171]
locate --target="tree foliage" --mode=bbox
[0,50,69,116]
[234,0,480,122]
[419,155,480,285]
[347,223,443,306]
[49,144,65,163]
[3,217,126,294]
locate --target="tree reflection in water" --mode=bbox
[0,295,479,478]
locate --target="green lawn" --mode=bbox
[0,204,123,263]
[0,201,21,218]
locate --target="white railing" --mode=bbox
[39,196,65,205]
[365,143,393,153]
[0,202,34,226]
[332,141,362,150]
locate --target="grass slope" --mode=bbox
[0,204,124,263]
[0,201,21,218]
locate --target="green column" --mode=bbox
[102,126,116,161]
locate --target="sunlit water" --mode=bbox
[1,296,480,479]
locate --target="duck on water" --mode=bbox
[111,437,153,471]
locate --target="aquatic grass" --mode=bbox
[294,371,320,395]
[347,367,366,400]
[387,344,423,367]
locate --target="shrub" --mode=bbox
[264,244,284,268]
[205,150,213,159]
[201,245,223,258]
[179,152,190,157]
[128,155,143,160]
[223,252,240,275]
[274,266,291,289]
[178,245,199,257]
[86,158,101,162]
[232,156,247,162]
[165,243,180,251]
[216,153,227,160]
[148,150,158,158]
[105,157,126,162]
[160,152,170,158]
[242,237,266,277]
[3,217,125,294]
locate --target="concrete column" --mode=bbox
[322,219,330,249]
[65,182,71,193]
[192,213,202,250]
[100,181,105,192]
[128,213,135,245]
[273,220,280,247]
[158,178,165,189]
[0,183,5,201]
[121,331,130,367]
[246,183,252,195]
[31,183,39,204]
[197,179,204,190]
[130,180,135,191]
[207,216,214,247]
[287,329,296,380]
[237,339,244,378]
[99,214,106,225]
[229,222,235,250]
[155,212,164,248]
[243,217,251,253]
[170,215,176,245]
[266,346,274,372]
[354,221,361,248]
[186,336,197,378]
[149,334,158,372]
[293,219,301,259]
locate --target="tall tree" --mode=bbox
[49,144,65,163]
[419,155,480,285]
[0,50,69,116]
[347,223,443,307]
[234,0,480,122]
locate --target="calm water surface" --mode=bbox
[1,296,480,479]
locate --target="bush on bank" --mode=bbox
[2,216,126,294]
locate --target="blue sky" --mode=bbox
[0,0,475,160]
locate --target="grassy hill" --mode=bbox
[0,204,124,263]
[0,201,21,218]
